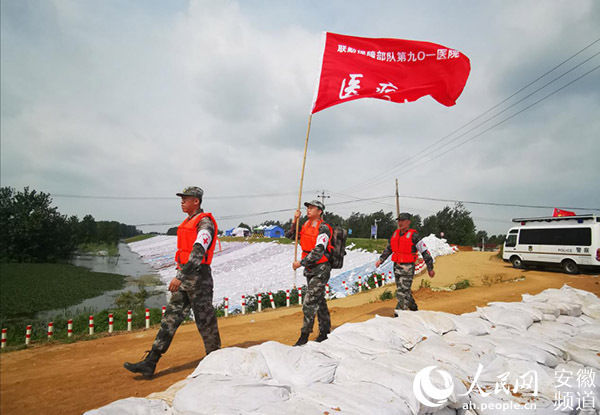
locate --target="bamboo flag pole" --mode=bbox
[395,178,400,228]
[293,113,314,287]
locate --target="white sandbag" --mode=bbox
[528,321,578,338]
[563,342,600,369]
[488,301,544,322]
[556,315,589,327]
[442,331,497,356]
[371,315,436,350]
[553,362,600,407]
[491,339,560,367]
[334,358,420,413]
[189,347,270,380]
[172,374,290,414]
[527,302,561,317]
[255,341,337,386]
[554,302,582,317]
[542,313,557,321]
[295,381,413,415]
[582,303,600,319]
[250,395,334,415]
[477,305,534,331]
[84,398,173,415]
[410,310,456,335]
[411,336,490,379]
[447,314,492,336]
[328,320,408,354]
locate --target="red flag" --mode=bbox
[553,208,576,217]
[311,32,471,114]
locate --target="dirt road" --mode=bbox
[1,252,598,414]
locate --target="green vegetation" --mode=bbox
[347,238,388,253]
[452,279,471,290]
[0,263,125,318]
[77,242,119,256]
[124,234,157,244]
[378,289,395,301]
[0,186,142,262]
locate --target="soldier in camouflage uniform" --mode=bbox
[287,200,332,346]
[375,212,435,313]
[124,186,221,378]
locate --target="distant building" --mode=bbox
[225,228,235,236]
[263,225,284,238]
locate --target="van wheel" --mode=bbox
[510,256,523,269]
[562,260,579,275]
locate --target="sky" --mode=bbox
[2,0,599,236]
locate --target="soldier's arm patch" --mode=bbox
[416,239,428,254]
[316,233,330,248]
[195,229,212,251]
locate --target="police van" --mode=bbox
[502,214,600,274]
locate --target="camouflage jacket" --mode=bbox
[176,208,216,282]
[379,230,434,271]
[286,220,332,269]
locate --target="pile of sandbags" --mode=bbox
[87,285,599,414]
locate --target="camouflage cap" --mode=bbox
[304,199,325,211]
[396,212,412,221]
[176,186,204,200]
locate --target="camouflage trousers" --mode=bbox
[152,266,221,355]
[394,262,418,311]
[301,262,332,334]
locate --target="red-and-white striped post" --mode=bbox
[379,274,384,286]
[325,284,330,299]
[358,275,362,292]
[269,292,275,309]
[343,280,349,295]
[127,310,132,331]
[257,293,262,312]
[363,280,369,290]
[108,313,114,334]
[145,308,150,329]
[26,325,32,345]
[373,274,379,288]
[224,298,229,317]
[1,328,6,349]
[286,289,290,307]
[89,315,94,335]
[298,287,302,305]
[241,295,246,314]
[388,270,393,282]
[162,306,166,318]
[67,320,73,337]
[47,322,54,340]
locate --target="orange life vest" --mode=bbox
[300,219,332,265]
[175,212,218,267]
[390,228,418,263]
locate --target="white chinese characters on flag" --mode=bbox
[311,32,471,114]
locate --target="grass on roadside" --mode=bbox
[124,234,157,244]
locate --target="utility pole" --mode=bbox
[395,179,400,229]
[317,190,330,206]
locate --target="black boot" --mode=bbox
[124,350,161,378]
[293,332,309,346]
[315,332,329,342]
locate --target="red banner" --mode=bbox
[311,32,471,114]
[553,208,576,217]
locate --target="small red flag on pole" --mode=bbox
[311,32,471,113]
[553,208,576,217]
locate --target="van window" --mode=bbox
[505,234,517,247]
[519,227,591,246]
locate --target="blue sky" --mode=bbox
[1,0,599,234]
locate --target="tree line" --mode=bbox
[0,187,141,263]
[245,203,506,246]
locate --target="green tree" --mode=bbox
[421,203,477,245]
[0,187,77,262]
[79,214,97,243]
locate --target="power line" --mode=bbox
[339,37,600,193]
[51,190,316,201]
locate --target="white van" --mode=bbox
[502,214,600,274]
